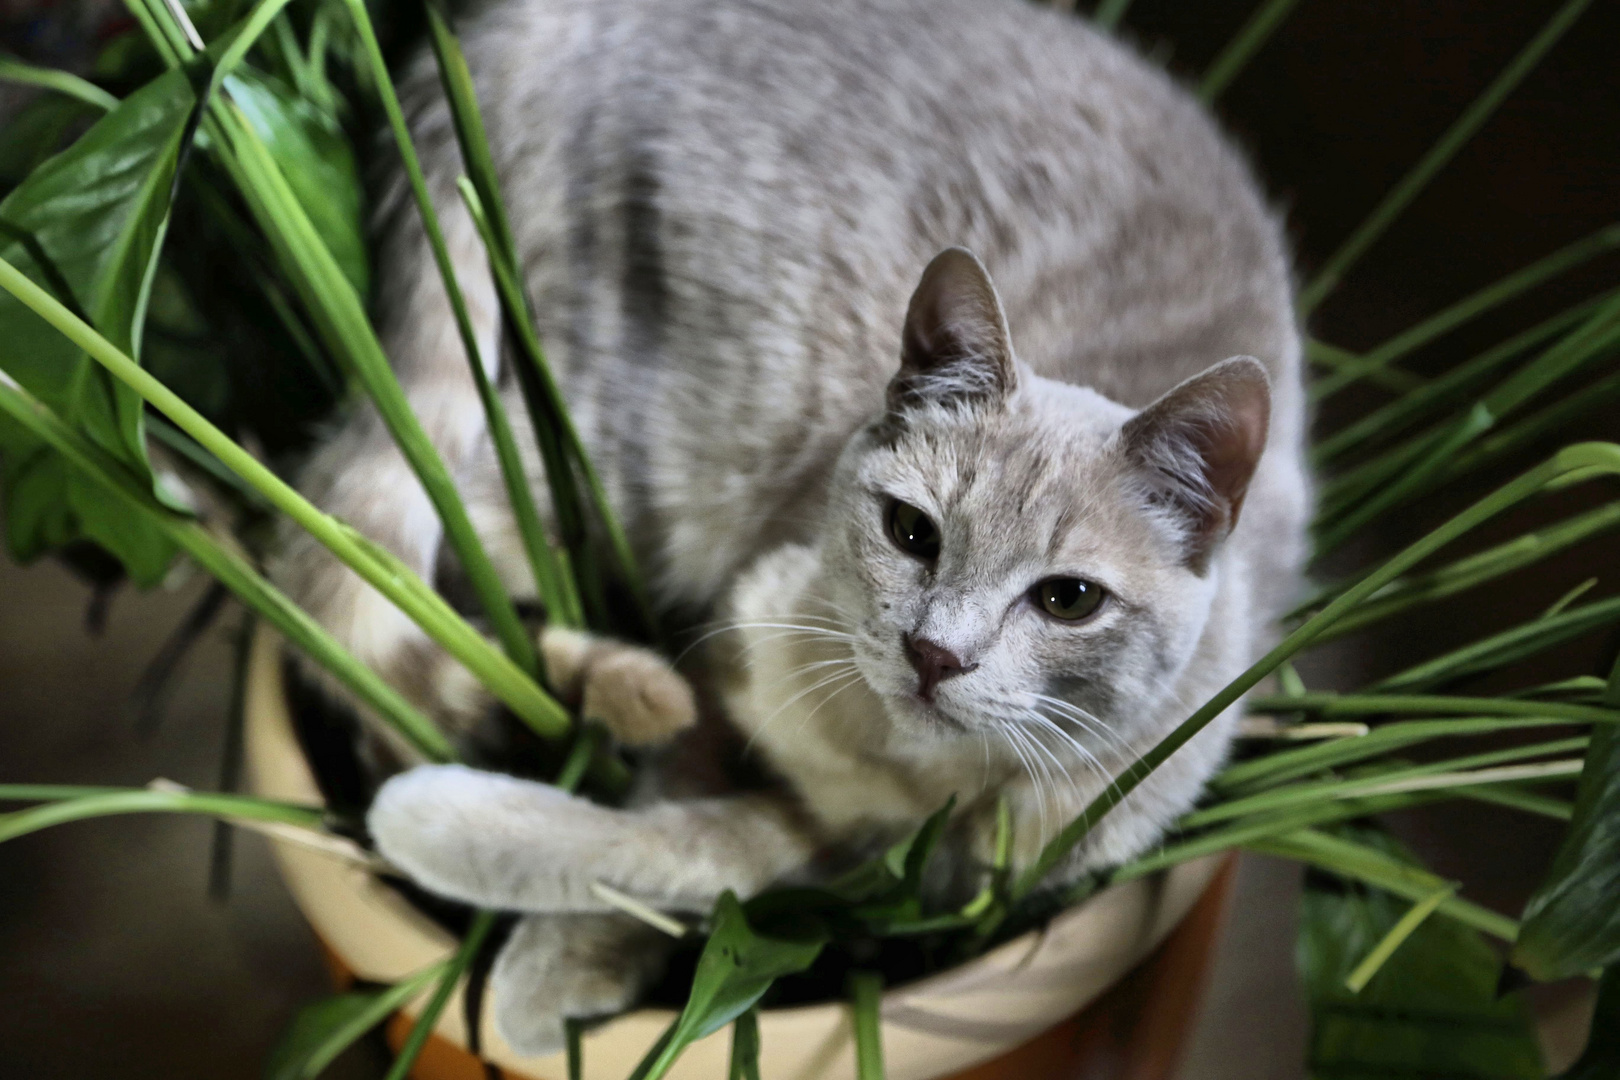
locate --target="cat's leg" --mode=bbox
[369,765,819,914]
[488,913,670,1057]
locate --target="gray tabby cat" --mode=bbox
[273,0,1310,1055]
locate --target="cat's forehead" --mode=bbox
[869,380,1134,503]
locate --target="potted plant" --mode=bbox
[1,1,1616,1078]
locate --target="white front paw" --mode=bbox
[368,764,609,912]
[491,914,669,1057]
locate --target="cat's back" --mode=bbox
[413,0,1301,602]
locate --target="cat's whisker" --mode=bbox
[1032,693,1135,761]
[997,722,1052,845]
[1027,707,1130,814]
[1024,710,1112,804]
[743,664,868,754]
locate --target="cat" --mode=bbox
[273,0,1311,1055]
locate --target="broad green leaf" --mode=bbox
[1298,829,1544,1080]
[224,67,367,296]
[1554,966,1617,1080]
[0,67,195,580]
[1514,722,1620,980]
[0,66,191,464]
[634,892,827,1080]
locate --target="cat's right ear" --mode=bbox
[888,248,1018,414]
[1121,356,1271,572]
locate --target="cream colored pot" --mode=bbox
[244,627,1219,1080]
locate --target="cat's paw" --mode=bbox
[540,627,697,746]
[491,913,669,1057]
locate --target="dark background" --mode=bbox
[2,0,1617,1076]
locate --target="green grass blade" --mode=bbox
[1444,365,1620,483]
[1199,0,1304,102]
[0,375,452,757]
[1372,594,1620,693]
[727,1009,761,1080]
[0,787,324,845]
[333,0,578,635]
[429,7,654,638]
[1248,828,1518,942]
[1299,0,1595,312]
[1307,339,1425,394]
[1215,716,1595,794]
[268,962,449,1080]
[1297,500,1620,639]
[1315,289,1618,465]
[1093,0,1134,31]
[1343,882,1458,992]
[1311,224,1620,400]
[209,101,540,681]
[1457,786,1573,821]
[1247,691,1619,725]
[382,911,497,1080]
[1314,402,1495,555]
[1186,738,1588,830]
[0,253,564,741]
[0,55,118,111]
[1010,443,1620,900]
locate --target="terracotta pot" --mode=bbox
[244,626,1228,1080]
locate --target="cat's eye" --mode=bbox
[887,500,941,560]
[1034,577,1105,621]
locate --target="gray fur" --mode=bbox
[275,0,1310,1052]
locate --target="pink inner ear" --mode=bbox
[1124,357,1272,567]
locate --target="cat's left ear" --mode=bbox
[889,247,1018,412]
[1121,356,1271,571]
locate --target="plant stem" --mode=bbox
[335,0,578,634]
[0,55,118,110]
[0,254,568,741]
[1199,0,1303,102]
[849,971,886,1080]
[1248,828,1518,942]
[0,375,453,757]
[1344,882,1457,992]
[1010,443,1620,900]
[383,910,497,1080]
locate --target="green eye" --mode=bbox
[887,500,941,559]
[1035,577,1105,621]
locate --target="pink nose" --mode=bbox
[905,635,972,701]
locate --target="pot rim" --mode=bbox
[242,625,1220,1080]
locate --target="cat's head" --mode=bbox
[818,248,1271,750]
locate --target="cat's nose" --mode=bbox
[905,635,973,701]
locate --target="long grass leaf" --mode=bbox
[428,9,654,637]
[1299,0,1595,312]
[1199,0,1304,102]
[382,911,497,1080]
[1247,828,1518,942]
[209,101,540,679]
[849,972,886,1080]
[333,0,579,634]
[1247,692,1619,725]
[1010,443,1620,900]
[0,55,118,111]
[1297,500,1620,639]
[0,254,565,740]
[1314,288,1618,464]
[1344,882,1458,993]
[1311,224,1620,399]
[0,787,324,845]
[1372,594,1620,693]
[1215,716,1596,794]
